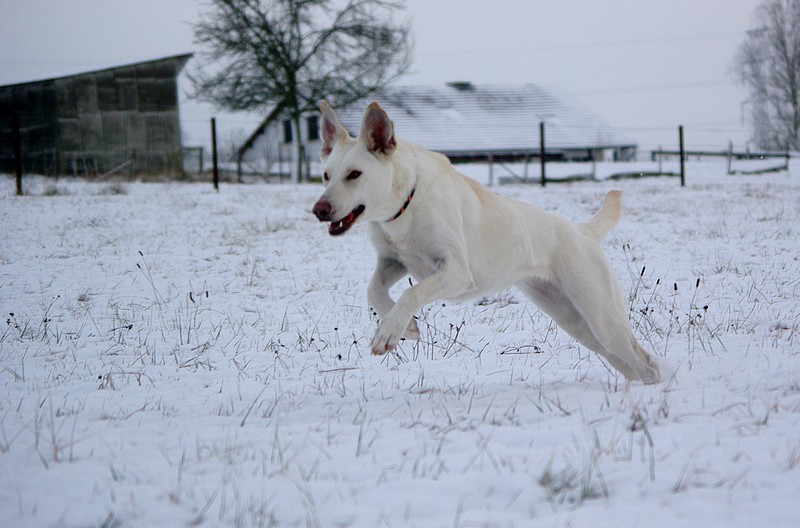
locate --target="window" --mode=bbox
[306,115,319,141]
[282,119,293,144]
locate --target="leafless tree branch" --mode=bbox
[188,0,412,181]
[736,0,800,150]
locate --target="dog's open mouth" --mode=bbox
[329,205,365,236]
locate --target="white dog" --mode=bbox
[312,101,661,384]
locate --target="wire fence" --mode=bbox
[4,113,795,191]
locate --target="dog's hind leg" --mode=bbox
[519,272,660,384]
[367,257,420,340]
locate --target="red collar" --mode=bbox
[386,186,416,222]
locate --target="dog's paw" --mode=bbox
[370,339,392,356]
[370,317,410,356]
[371,314,421,355]
[403,318,420,341]
[371,326,400,356]
[370,332,395,356]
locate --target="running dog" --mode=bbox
[312,101,661,383]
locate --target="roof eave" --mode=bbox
[0,52,194,89]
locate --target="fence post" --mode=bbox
[727,141,734,175]
[656,146,663,174]
[12,113,23,196]
[678,125,685,187]
[211,117,219,192]
[539,121,546,187]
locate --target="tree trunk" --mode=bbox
[292,113,303,183]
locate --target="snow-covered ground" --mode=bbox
[1,160,798,527]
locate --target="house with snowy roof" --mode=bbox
[236,82,636,179]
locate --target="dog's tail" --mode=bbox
[579,190,622,242]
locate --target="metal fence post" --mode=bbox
[539,121,546,187]
[12,113,23,196]
[678,125,685,187]
[211,117,219,192]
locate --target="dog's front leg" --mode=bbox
[371,258,473,355]
[367,257,420,340]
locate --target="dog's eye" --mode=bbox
[346,170,362,181]
[323,172,330,182]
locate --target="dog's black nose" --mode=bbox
[313,200,332,221]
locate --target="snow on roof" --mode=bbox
[330,83,634,155]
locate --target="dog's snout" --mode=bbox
[313,200,333,221]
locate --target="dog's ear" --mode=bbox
[360,102,396,156]
[320,100,348,158]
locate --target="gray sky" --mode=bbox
[2,0,763,153]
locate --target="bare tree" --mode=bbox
[736,0,800,151]
[190,0,412,182]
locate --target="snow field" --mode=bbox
[1,162,799,527]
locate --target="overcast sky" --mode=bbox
[2,0,763,153]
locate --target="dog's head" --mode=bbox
[312,101,398,236]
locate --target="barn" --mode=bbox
[0,53,191,177]
[237,83,637,179]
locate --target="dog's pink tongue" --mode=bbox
[344,211,354,224]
